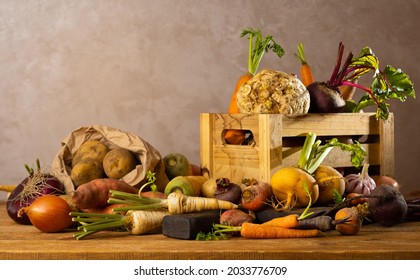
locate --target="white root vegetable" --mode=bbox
[70,209,169,239]
[166,192,238,214]
[127,210,168,234]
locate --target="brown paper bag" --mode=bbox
[51,125,169,194]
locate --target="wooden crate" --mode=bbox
[200,113,394,185]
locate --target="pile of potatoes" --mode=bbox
[70,140,139,188]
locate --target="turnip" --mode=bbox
[271,132,366,210]
[307,42,415,120]
[313,165,345,206]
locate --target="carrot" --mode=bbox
[227,73,254,114]
[294,42,315,87]
[262,214,300,228]
[200,223,320,239]
[240,222,320,239]
[70,209,168,240]
[71,178,139,210]
[294,215,350,232]
[261,192,340,232]
[224,28,285,145]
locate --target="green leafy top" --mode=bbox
[298,132,367,174]
[327,42,415,120]
[241,28,285,75]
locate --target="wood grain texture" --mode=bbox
[1,203,419,260]
[200,113,394,185]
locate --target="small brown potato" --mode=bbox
[70,158,105,188]
[103,148,138,179]
[72,140,109,167]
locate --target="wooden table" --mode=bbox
[1,202,419,260]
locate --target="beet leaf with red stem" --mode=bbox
[325,42,415,120]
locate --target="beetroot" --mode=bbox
[307,82,346,113]
[367,184,407,226]
[305,42,415,119]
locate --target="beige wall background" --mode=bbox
[1,0,419,201]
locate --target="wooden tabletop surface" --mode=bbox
[1,202,419,260]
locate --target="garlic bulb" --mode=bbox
[345,163,376,194]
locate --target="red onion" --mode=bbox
[345,163,376,195]
[6,160,65,225]
[367,184,407,226]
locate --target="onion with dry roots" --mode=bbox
[236,69,310,114]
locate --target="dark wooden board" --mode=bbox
[162,210,221,240]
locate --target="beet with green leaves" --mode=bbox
[306,42,415,120]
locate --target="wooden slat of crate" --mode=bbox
[200,113,394,185]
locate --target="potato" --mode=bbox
[103,147,138,179]
[70,158,105,188]
[72,140,109,167]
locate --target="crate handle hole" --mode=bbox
[222,129,254,145]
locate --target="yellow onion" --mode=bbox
[18,195,73,233]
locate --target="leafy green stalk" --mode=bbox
[70,212,127,240]
[107,171,168,212]
[240,28,285,75]
[138,170,158,193]
[297,132,317,169]
[294,42,309,65]
[297,133,367,175]
[297,182,315,220]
